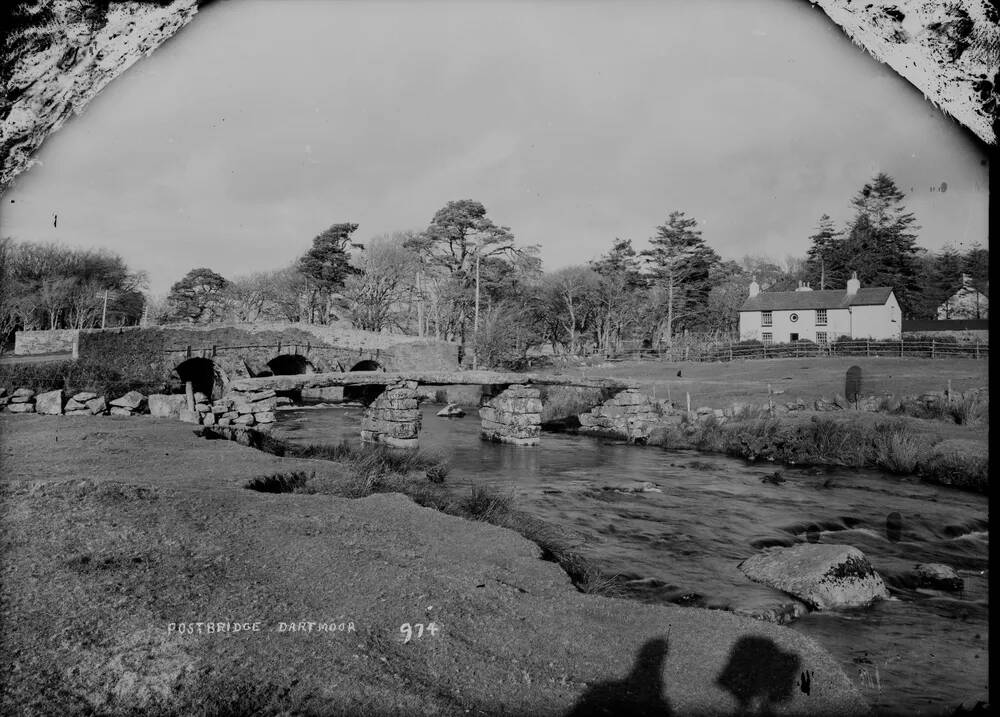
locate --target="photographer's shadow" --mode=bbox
[567,637,673,716]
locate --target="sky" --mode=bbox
[0,0,990,296]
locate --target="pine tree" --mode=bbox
[804,214,843,289]
[842,173,921,313]
[640,212,719,346]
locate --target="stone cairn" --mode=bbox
[479,384,542,446]
[578,389,659,443]
[361,380,421,448]
[206,388,282,428]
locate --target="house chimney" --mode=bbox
[795,281,813,292]
[846,271,860,295]
[748,279,760,298]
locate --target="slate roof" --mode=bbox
[740,287,894,312]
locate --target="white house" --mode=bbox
[936,274,988,320]
[738,273,901,343]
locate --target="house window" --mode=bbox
[817,331,828,344]
[816,309,827,326]
[761,311,773,327]
[762,332,773,346]
[789,313,799,323]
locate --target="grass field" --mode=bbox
[544,356,989,410]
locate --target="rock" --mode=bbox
[109,407,134,417]
[193,391,209,403]
[71,391,97,403]
[253,411,275,424]
[178,408,201,424]
[739,544,889,610]
[65,409,92,416]
[247,389,276,403]
[202,411,216,426]
[34,390,63,415]
[110,391,145,411]
[233,414,255,426]
[275,396,293,407]
[7,402,36,413]
[194,402,211,412]
[64,399,87,411]
[85,396,107,415]
[12,388,35,399]
[436,403,466,418]
[217,417,232,426]
[914,563,964,591]
[148,394,188,419]
[9,394,34,404]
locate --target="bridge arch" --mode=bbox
[350,359,384,372]
[267,353,315,376]
[172,357,228,400]
[344,359,386,404]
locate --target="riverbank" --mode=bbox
[643,410,988,493]
[0,414,868,716]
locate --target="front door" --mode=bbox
[790,333,799,341]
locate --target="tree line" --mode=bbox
[0,238,147,343]
[1,174,988,362]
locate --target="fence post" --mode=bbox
[729,341,733,362]
[212,344,217,358]
[684,346,690,361]
[866,340,870,357]
[899,339,903,358]
[686,392,691,416]
[186,345,191,358]
[767,384,774,414]
[931,339,935,359]
[975,340,979,359]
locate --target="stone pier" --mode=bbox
[361,380,421,448]
[578,389,659,443]
[479,384,542,446]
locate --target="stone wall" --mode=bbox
[479,385,542,446]
[360,381,422,448]
[578,389,660,442]
[14,329,79,357]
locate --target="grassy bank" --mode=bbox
[210,429,619,595]
[646,413,988,493]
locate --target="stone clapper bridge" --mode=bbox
[227,371,637,447]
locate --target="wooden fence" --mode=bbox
[601,338,989,363]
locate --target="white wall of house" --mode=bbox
[738,294,900,342]
[850,295,901,339]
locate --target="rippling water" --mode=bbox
[273,404,989,715]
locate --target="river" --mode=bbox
[272,404,989,715]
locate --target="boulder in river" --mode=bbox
[914,563,964,591]
[738,543,889,610]
[436,403,466,418]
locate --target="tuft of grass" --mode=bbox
[244,471,315,494]
[459,484,515,523]
[871,422,930,474]
[948,391,989,426]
